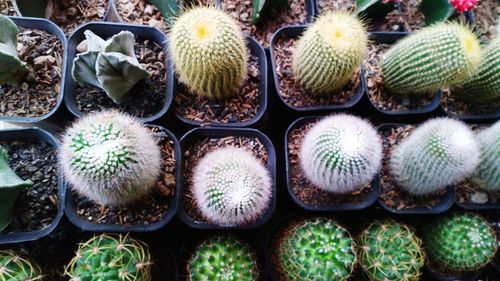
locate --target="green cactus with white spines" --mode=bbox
[0,250,44,280]
[471,121,500,191]
[169,7,248,99]
[390,118,480,196]
[358,221,425,281]
[292,12,368,94]
[0,15,28,86]
[423,213,497,273]
[300,114,382,193]
[382,22,481,95]
[276,218,356,281]
[188,236,260,281]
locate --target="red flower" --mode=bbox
[449,0,479,13]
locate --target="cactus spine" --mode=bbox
[0,250,43,280]
[0,15,28,86]
[471,121,500,191]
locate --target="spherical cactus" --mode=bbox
[292,12,368,94]
[358,221,425,281]
[423,213,497,272]
[0,250,43,280]
[300,114,382,193]
[65,234,152,281]
[192,147,272,226]
[169,7,248,99]
[390,118,480,196]
[59,110,162,206]
[471,121,500,191]
[188,236,260,281]
[382,22,481,96]
[276,218,356,281]
[450,0,478,13]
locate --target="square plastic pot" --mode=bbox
[441,104,500,122]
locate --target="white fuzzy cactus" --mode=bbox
[472,122,500,191]
[299,114,382,193]
[390,118,480,196]
[192,147,272,226]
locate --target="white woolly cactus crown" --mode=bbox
[192,146,272,226]
[472,121,500,191]
[299,114,382,193]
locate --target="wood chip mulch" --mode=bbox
[441,89,499,118]
[400,0,467,32]
[0,0,16,15]
[474,0,500,41]
[50,0,108,34]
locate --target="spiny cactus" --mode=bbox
[0,15,28,86]
[169,7,248,99]
[65,234,152,281]
[192,146,272,226]
[423,213,497,272]
[0,250,43,280]
[390,118,480,196]
[58,110,161,206]
[471,121,500,191]
[277,218,356,281]
[358,221,425,281]
[72,30,150,104]
[188,236,259,281]
[292,12,368,94]
[300,114,382,193]
[382,22,481,95]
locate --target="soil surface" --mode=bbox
[441,89,499,118]
[474,0,500,41]
[50,0,108,34]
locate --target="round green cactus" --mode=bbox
[65,234,152,281]
[169,7,248,99]
[471,121,500,191]
[0,250,43,280]
[188,236,260,281]
[358,221,425,281]
[292,12,368,94]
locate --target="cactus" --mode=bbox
[423,213,497,272]
[65,234,152,281]
[358,221,425,281]
[299,114,382,193]
[292,12,368,94]
[169,7,248,99]
[390,118,480,196]
[58,110,161,206]
[0,250,43,280]
[192,146,272,226]
[382,22,481,96]
[277,218,356,281]
[72,30,150,104]
[471,121,500,191]
[450,0,478,13]
[0,15,27,86]
[188,236,259,281]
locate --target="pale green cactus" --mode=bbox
[0,250,44,280]
[471,121,500,191]
[0,14,27,86]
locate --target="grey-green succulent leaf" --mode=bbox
[72,51,102,89]
[0,15,27,86]
[103,31,136,57]
[84,30,105,52]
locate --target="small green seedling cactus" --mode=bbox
[65,234,152,281]
[188,236,260,281]
[390,118,480,196]
[192,146,272,226]
[423,213,497,273]
[382,22,481,96]
[292,12,368,94]
[358,221,425,281]
[72,30,150,104]
[0,250,43,280]
[471,121,500,191]
[58,110,161,206]
[300,114,382,193]
[169,7,248,99]
[276,218,356,281]
[0,15,27,86]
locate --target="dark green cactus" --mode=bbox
[0,14,28,86]
[0,250,43,280]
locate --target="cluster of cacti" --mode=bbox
[300,114,382,193]
[58,110,161,206]
[72,30,150,104]
[358,221,425,281]
[0,250,43,280]
[169,7,248,99]
[192,147,272,226]
[0,15,28,86]
[188,236,259,281]
[390,118,480,196]
[471,121,500,191]
[276,218,356,281]
[292,12,368,94]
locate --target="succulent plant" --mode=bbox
[300,114,382,193]
[0,15,28,86]
[358,221,425,281]
[390,118,480,196]
[72,30,150,104]
[192,146,272,226]
[169,7,248,99]
[0,250,44,280]
[382,22,481,96]
[471,121,500,191]
[292,12,368,94]
[276,218,356,281]
[58,110,162,206]
[65,234,152,281]
[423,213,497,272]
[188,236,260,281]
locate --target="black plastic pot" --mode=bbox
[178,127,276,230]
[0,127,65,244]
[12,0,113,22]
[64,125,181,232]
[455,194,500,210]
[284,116,380,211]
[0,17,67,124]
[425,264,480,281]
[63,22,174,123]
[441,104,500,122]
